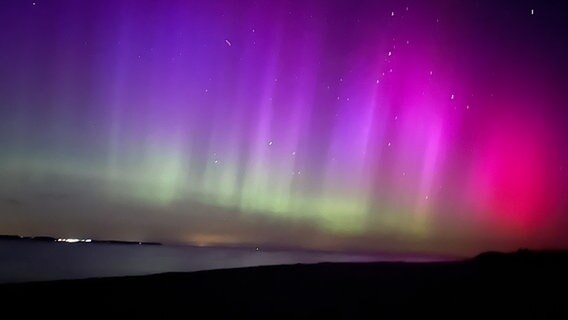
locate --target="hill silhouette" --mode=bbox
[1,249,567,318]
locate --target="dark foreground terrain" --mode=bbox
[1,250,567,318]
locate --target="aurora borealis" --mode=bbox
[1,0,567,255]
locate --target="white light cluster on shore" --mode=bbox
[57,238,92,243]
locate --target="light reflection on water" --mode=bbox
[0,241,449,283]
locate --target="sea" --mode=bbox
[0,240,449,283]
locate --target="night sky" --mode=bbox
[1,0,567,255]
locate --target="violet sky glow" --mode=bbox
[1,0,567,255]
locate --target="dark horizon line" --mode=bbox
[0,234,162,246]
[1,234,566,260]
[0,233,462,259]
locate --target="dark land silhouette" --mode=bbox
[1,249,567,318]
[0,234,161,245]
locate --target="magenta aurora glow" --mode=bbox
[1,0,567,255]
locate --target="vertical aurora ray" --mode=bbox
[0,0,567,255]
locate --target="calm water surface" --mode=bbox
[0,240,449,283]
